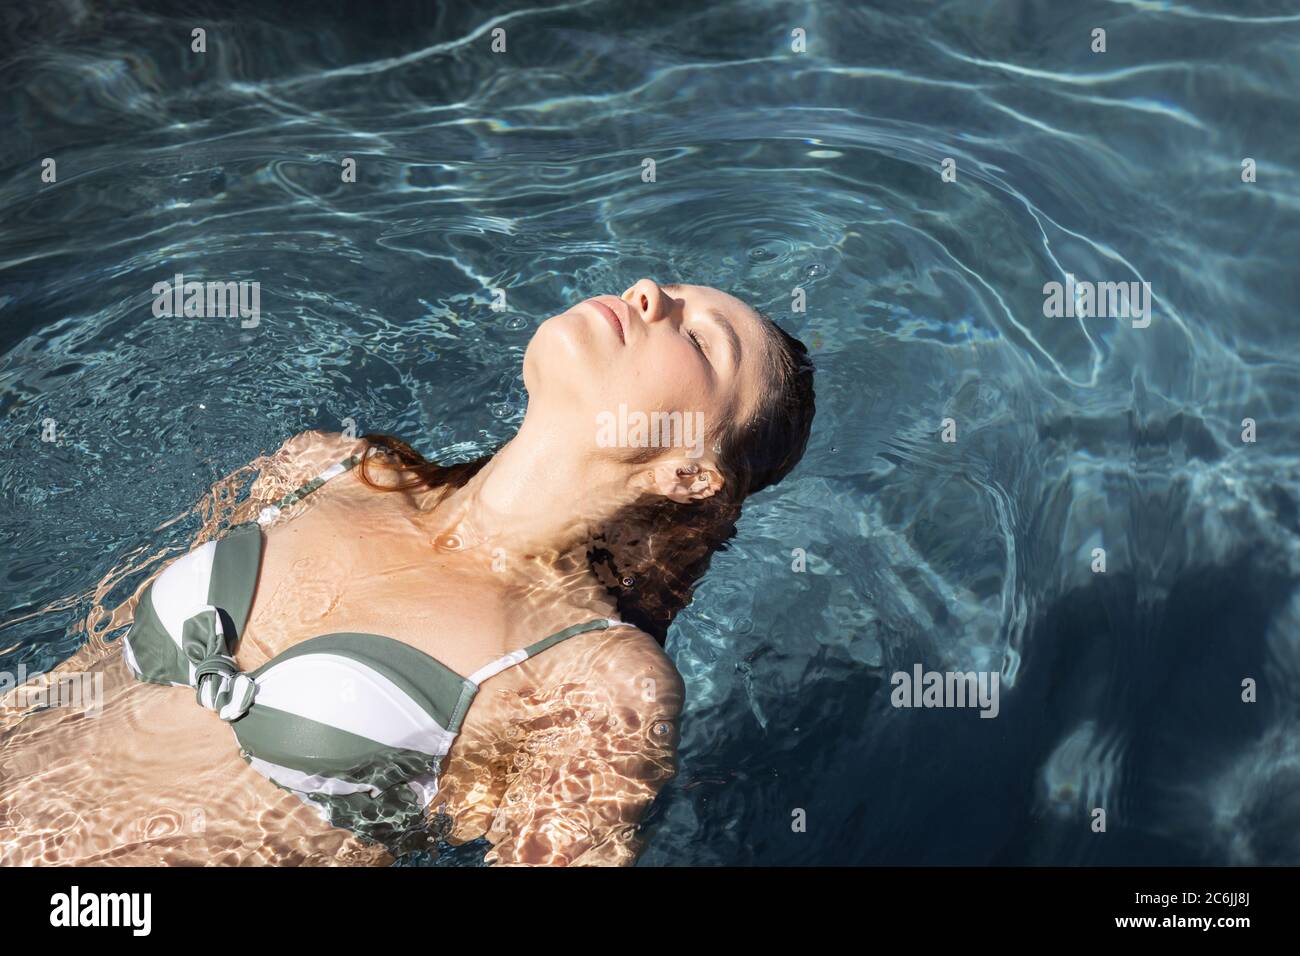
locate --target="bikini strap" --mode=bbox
[257,453,362,526]
[466,618,637,687]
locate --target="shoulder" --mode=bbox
[252,430,370,496]
[589,624,685,721]
[482,624,683,865]
[270,429,368,473]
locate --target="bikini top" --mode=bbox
[121,452,632,854]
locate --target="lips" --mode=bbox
[588,298,625,344]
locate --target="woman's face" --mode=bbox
[524,279,770,468]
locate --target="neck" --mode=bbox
[429,408,642,559]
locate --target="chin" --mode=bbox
[524,310,594,395]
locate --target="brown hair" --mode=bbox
[357,315,815,643]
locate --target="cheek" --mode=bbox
[616,343,714,414]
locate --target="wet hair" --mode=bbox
[357,313,815,643]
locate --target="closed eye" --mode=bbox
[686,327,708,358]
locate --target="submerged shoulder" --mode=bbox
[253,429,370,496]
[592,624,685,718]
[272,429,367,471]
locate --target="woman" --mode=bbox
[0,278,814,866]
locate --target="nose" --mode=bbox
[622,278,671,324]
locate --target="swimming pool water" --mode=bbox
[2,0,1299,865]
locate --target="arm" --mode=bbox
[484,632,684,866]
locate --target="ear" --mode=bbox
[647,458,724,504]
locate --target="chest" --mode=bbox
[238,485,515,680]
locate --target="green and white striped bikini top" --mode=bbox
[122,453,632,853]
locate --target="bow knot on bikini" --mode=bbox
[181,606,256,721]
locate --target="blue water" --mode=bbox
[3,0,1300,865]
